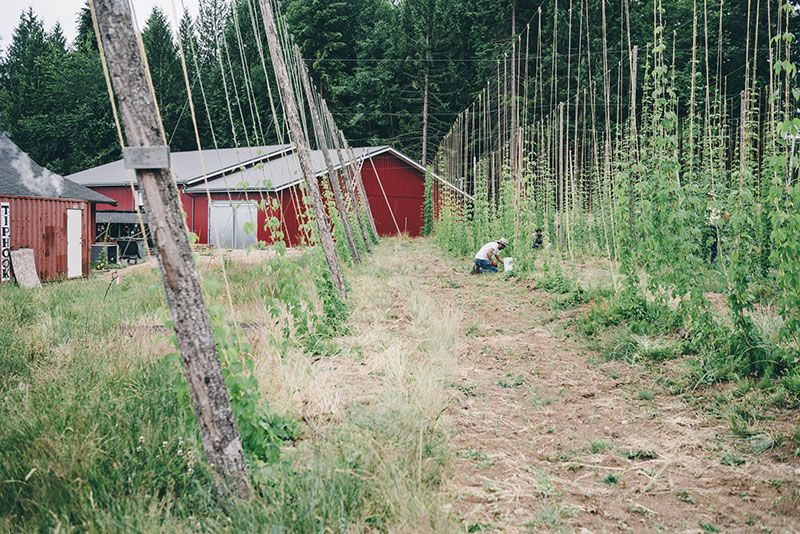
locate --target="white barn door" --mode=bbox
[66,209,82,278]
[209,201,257,249]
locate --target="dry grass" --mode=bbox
[252,238,463,531]
[2,239,465,532]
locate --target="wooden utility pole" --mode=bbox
[323,104,372,253]
[421,68,430,167]
[259,0,346,297]
[90,0,251,497]
[294,44,360,263]
[342,134,380,239]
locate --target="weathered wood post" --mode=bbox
[343,135,380,239]
[294,44,360,263]
[258,0,346,297]
[321,101,372,253]
[90,0,251,498]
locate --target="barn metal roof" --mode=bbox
[65,144,292,187]
[184,146,387,193]
[184,145,473,200]
[65,142,472,200]
[96,211,149,225]
[0,133,115,204]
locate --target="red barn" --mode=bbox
[67,145,463,248]
[0,134,116,282]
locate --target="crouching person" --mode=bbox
[471,238,508,274]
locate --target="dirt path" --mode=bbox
[409,242,798,532]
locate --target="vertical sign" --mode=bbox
[1,202,10,282]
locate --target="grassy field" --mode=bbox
[0,241,459,532]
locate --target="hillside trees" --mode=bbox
[0,8,119,174]
[142,8,195,151]
[0,0,784,174]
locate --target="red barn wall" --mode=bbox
[93,186,192,218]
[82,150,434,247]
[360,153,425,237]
[276,187,305,247]
[0,195,92,282]
[93,186,134,211]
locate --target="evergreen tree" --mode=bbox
[0,9,50,158]
[0,0,777,173]
[143,7,193,151]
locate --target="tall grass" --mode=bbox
[0,241,458,531]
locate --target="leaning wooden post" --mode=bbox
[259,0,346,296]
[90,0,251,497]
[343,135,380,239]
[295,44,360,263]
[323,103,373,253]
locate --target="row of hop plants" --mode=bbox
[431,2,800,387]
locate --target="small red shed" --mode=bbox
[0,134,116,283]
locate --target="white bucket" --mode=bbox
[503,257,514,272]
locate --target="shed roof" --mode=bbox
[96,211,148,225]
[184,146,387,193]
[0,134,115,204]
[65,144,291,187]
[184,145,473,200]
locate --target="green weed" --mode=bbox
[458,449,495,468]
[637,389,654,401]
[528,503,577,529]
[602,473,620,486]
[720,453,746,466]
[532,395,555,407]
[590,441,612,454]
[449,382,478,397]
[498,373,525,388]
[624,449,658,460]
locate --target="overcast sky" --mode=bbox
[1,0,200,49]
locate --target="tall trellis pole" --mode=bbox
[259,0,345,297]
[89,0,251,497]
[294,44,360,263]
[322,101,373,253]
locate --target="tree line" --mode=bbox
[0,0,764,176]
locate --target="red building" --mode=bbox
[67,145,463,248]
[0,134,115,282]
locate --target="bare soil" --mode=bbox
[410,244,799,532]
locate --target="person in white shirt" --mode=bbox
[471,238,508,274]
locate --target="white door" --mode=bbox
[235,203,258,248]
[210,202,235,248]
[66,209,82,278]
[209,201,258,249]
